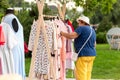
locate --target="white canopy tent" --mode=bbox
[106,27,120,50]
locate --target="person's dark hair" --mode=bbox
[5,8,14,15]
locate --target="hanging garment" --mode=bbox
[24,42,28,53]
[0,24,5,75]
[0,58,2,75]
[66,19,74,32]
[0,25,5,45]
[0,22,17,74]
[65,24,75,70]
[2,14,25,78]
[54,19,67,80]
[28,20,54,75]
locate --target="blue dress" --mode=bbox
[2,14,25,78]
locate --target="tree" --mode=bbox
[29,3,58,20]
[8,0,24,7]
[0,0,9,21]
[73,0,117,17]
[109,0,120,25]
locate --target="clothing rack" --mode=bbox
[28,0,47,79]
[43,15,60,20]
[57,3,66,20]
[28,0,55,79]
[43,15,57,18]
[28,0,66,80]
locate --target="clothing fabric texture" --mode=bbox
[74,26,96,57]
[0,25,5,45]
[2,14,25,78]
[28,20,54,75]
[0,22,17,74]
[0,58,2,74]
[54,19,67,80]
[28,19,68,80]
[75,57,95,80]
[66,20,74,32]
[65,23,75,70]
[24,42,28,53]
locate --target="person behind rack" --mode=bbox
[60,15,96,80]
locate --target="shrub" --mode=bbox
[97,17,112,33]
[96,32,107,43]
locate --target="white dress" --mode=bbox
[2,14,25,78]
[0,22,17,74]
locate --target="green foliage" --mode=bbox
[25,57,31,76]
[66,8,81,21]
[97,16,113,33]
[99,0,117,14]
[72,19,78,29]
[29,3,58,20]
[73,0,117,17]
[29,3,38,20]
[23,2,31,7]
[0,0,9,21]
[0,0,9,9]
[0,14,4,22]
[43,4,58,16]
[8,0,24,7]
[90,10,103,24]
[109,0,120,25]
[91,14,112,44]
[96,32,107,43]
[91,15,112,44]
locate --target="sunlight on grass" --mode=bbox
[92,44,120,79]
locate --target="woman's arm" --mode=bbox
[60,31,79,39]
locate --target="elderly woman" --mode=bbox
[60,15,96,80]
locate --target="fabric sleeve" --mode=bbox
[75,27,82,35]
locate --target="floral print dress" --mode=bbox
[28,20,54,74]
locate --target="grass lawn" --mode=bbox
[25,44,120,79]
[92,44,120,79]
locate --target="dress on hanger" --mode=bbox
[65,24,75,70]
[54,19,67,80]
[28,20,54,75]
